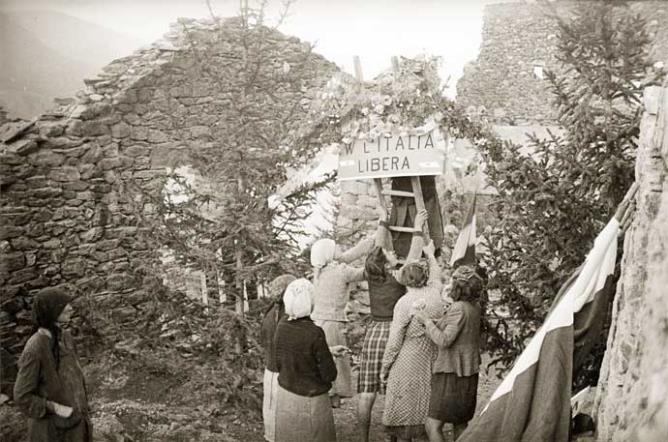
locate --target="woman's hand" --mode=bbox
[414,209,428,232]
[413,310,429,325]
[47,401,73,418]
[376,205,389,222]
[329,345,351,358]
[380,366,390,385]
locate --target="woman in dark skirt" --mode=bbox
[414,265,483,442]
[274,278,345,442]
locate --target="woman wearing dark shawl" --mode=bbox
[13,287,92,442]
[260,274,296,442]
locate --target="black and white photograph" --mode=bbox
[1,0,667,441]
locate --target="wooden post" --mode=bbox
[218,275,226,304]
[410,176,430,238]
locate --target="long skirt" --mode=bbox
[275,385,337,442]
[313,319,353,398]
[262,369,279,442]
[428,372,478,424]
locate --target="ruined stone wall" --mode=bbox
[0,17,339,391]
[457,1,668,125]
[594,85,668,441]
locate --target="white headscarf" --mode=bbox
[310,238,336,281]
[283,278,314,321]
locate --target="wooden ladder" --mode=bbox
[353,55,429,239]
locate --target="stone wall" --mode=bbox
[457,1,668,125]
[0,17,339,391]
[594,85,668,441]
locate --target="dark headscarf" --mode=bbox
[266,274,296,320]
[32,287,71,367]
[450,265,484,303]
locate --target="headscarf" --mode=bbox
[310,238,336,281]
[399,260,430,288]
[450,265,484,303]
[266,274,296,321]
[32,287,71,367]
[283,278,314,321]
[267,274,297,301]
[452,265,483,284]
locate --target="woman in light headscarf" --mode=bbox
[260,274,296,442]
[274,279,343,442]
[14,287,92,442]
[310,212,386,407]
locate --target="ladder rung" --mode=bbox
[382,189,415,198]
[388,226,419,233]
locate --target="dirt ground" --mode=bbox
[1,351,501,442]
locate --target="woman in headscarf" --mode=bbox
[415,265,483,442]
[357,210,428,442]
[310,215,384,407]
[13,287,92,442]
[274,278,343,442]
[380,239,447,442]
[260,274,297,442]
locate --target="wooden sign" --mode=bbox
[338,129,446,181]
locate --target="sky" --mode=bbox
[2,0,500,97]
[2,0,501,243]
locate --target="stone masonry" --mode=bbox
[0,17,339,392]
[594,85,668,441]
[457,1,668,125]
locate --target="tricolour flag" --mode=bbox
[459,218,619,442]
[450,192,477,268]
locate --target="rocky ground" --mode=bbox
[1,352,502,442]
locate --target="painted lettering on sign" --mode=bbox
[338,130,446,181]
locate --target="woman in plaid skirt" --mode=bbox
[357,210,428,442]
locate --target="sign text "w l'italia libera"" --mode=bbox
[337,130,446,181]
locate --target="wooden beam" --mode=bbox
[410,176,430,237]
[382,189,414,198]
[353,55,364,83]
[388,225,419,233]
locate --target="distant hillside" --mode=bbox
[0,10,143,119]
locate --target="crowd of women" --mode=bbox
[261,208,485,442]
[10,206,483,442]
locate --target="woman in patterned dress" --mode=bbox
[380,239,447,442]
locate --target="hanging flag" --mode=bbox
[450,192,477,268]
[459,218,619,442]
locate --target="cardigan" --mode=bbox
[274,317,337,397]
[424,301,481,377]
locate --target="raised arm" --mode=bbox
[425,251,443,293]
[337,237,375,264]
[424,303,465,348]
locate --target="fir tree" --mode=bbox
[477,1,663,385]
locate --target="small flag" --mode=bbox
[450,192,477,268]
[459,217,619,442]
